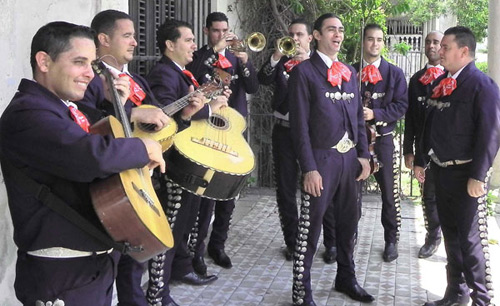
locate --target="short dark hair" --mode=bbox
[91,10,133,47]
[444,26,476,57]
[156,19,193,54]
[363,23,384,39]
[30,21,95,73]
[313,13,341,34]
[205,12,228,28]
[290,17,312,35]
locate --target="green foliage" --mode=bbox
[476,62,488,73]
[407,0,488,43]
[392,41,412,56]
[485,190,497,217]
[407,0,447,25]
[451,0,489,42]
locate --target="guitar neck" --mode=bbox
[160,82,221,117]
[104,70,133,138]
[161,92,195,117]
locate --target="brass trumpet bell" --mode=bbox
[277,36,298,57]
[228,32,266,53]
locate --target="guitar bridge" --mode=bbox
[132,182,160,216]
[191,137,239,157]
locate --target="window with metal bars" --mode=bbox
[128,0,212,76]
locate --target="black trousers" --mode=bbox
[15,250,118,306]
[431,162,492,305]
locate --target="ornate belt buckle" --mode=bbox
[336,138,353,153]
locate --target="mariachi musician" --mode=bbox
[353,23,408,263]
[185,11,259,274]
[145,19,228,306]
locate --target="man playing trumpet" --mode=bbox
[185,11,259,274]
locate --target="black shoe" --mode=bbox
[284,246,293,261]
[335,282,375,303]
[423,293,469,306]
[178,271,218,286]
[323,246,337,264]
[383,242,398,262]
[193,255,207,276]
[208,247,232,268]
[418,239,441,259]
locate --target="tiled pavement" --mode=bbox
[162,188,500,306]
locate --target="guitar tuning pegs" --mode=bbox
[232,75,239,81]
[205,74,212,80]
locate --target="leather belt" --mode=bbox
[430,154,472,168]
[27,247,113,258]
[332,138,355,153]
[275,118,290,128]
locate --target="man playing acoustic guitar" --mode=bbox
[0,21,164,306]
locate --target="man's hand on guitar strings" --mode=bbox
[180,85,205,120]
[131,107,171,131]
[209,94,229,112]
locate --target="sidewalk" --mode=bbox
[166,188,500,306]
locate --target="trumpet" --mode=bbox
[277,36,298,57]
[227,32,266,53]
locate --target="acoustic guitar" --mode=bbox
[166,106,255,200]
[132,69,232,152]
[89,60,173,263]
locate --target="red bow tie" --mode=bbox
[361,64,382,84]
[213,53,233,69]
[182,69,199,88]
[431,77,457,98]
[327,61,352,87]
[69,105,90,133]
[419,67,444,85]
[284,59,300,72]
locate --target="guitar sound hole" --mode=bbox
[137,122,157,132]
[209,114,228,129]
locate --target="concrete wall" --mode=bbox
[0,1,127,304]
[489,0,500,190]
[0,1,238,304]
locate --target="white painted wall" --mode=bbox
[0,1,127,304]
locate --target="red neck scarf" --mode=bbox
[213,53,233,69]
[361,64,382,85]
[284,59,300,72]
[431,77,457,98]
[327,61,352,87]
[183,69,199,88]
[119,73,146,106]
[419,66,444,85]
[69,105,90,133]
